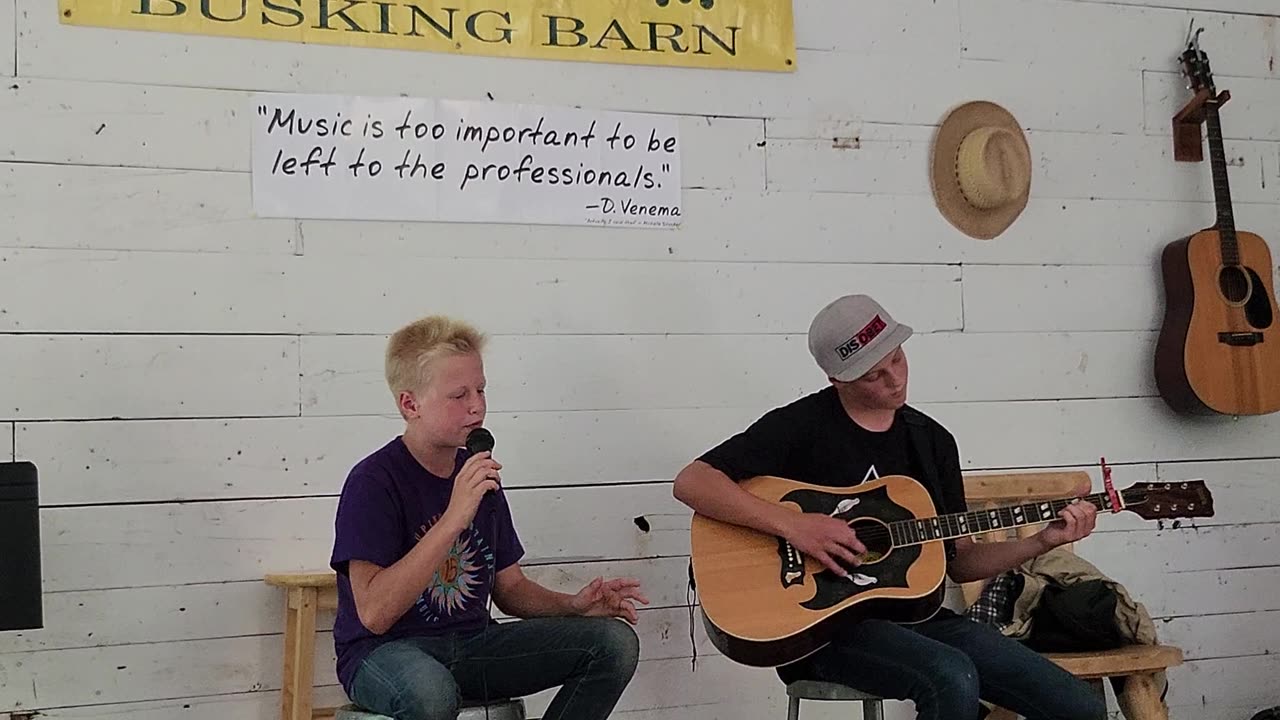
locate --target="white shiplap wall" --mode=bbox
[2,0,1280,719]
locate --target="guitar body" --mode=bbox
[690,475,947,668]
[1156,227,1280,416]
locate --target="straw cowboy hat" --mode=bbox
[929,101,1032,240]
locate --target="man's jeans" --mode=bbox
[348,616,639,720]
[780,611,1108,720]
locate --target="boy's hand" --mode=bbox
[785,513,867,578]
[442,451,500,531]
[569,577,649,624]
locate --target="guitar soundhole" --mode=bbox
[1218,265,1252,305]
[849,518,893,565]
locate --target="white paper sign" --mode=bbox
[250,92,682,228]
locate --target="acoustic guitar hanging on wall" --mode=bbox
[1155,28,1280,416]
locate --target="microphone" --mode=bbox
[465,427,500,499]
[465,427,495,455]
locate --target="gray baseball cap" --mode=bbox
[807,295,913,382]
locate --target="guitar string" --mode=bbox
[846,492,1149,547]
[825,490,1149,548]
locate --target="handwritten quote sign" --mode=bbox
[250,92,682,228]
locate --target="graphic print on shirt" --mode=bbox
[861,465,880,483]
[412,516,494,623]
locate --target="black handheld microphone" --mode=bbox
[464,427,499,716]
[465,427,499,499]
[465,427,495,455]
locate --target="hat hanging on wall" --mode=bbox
[929,100,1032,240]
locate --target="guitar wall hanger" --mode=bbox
[1172,87,1229,162]
[1172,26,1230,163]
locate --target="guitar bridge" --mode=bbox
[1218,332,1263,346]
[777,538,805,588]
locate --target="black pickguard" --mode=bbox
[1244,266,1276,330]
[778,485,922,612]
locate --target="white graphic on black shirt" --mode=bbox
[862,465,880,483]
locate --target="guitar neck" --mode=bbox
[1203,100,1240,265]
[887,489,1131,547]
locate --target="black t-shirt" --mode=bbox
[697,386,967,557]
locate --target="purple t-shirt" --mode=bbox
[329,436,525,694]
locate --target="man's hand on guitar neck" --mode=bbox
[949,499,1100,584]
[1032,498,1099,551]
[783,513,868,578]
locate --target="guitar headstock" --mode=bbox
[1123,480,1215,520]
[1179,25,1215,94]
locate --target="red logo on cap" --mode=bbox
[834,314,888,360]
[857,314,887,345]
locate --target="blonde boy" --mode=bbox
[330,316,645,720]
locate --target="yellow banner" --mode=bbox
[59,0,796,72]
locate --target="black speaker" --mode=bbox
[0,461,43,631]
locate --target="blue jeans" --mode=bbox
[348,616,639,720]
[779,611,1107,720]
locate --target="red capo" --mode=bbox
[1100,457,1121,513]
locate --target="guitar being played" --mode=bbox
[673,294,1211,720]
[687,471,1212,668]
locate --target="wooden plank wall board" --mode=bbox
[5,0,1280,718]
[294,194,1280,266]
[0,610,717,710]
[0,251,964,334]
[18,405,1280,507]
[33,486,689,592]
[960,0,1280,79]
[13,404,1280,500]
[296,331,1162,417]
[763,120,1280,202]
[0,335,299,419]
[0,557,699,651]
[0,164,298,254]
[0,0,13,79]
[1085,0,1280,14]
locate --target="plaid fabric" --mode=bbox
[964,571,1021,631]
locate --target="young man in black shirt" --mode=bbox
[673,294,1107,720]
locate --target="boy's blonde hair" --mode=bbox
[385,315,487,398]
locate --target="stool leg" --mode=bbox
[863,699,884,720]
[786,696,800,720]
[282,587,318,720]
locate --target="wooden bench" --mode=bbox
[960,471,1182,720]
[265,471,1181,720]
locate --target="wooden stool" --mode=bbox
[335,698,526,720]
[786,680,884,720]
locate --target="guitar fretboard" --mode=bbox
[1204,101,1239,266]
[887,490,1131,547]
